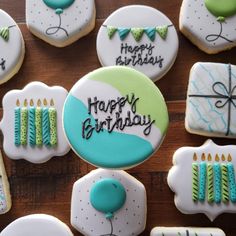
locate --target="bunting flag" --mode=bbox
[104,25,170,42]
[0,27,10,41]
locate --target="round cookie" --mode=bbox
[0,214,73,236]
[0,82,70,164]
[26,0,96,47]
[0,10,25,84]
[179,0,236,54]
[71,168,147,236]
[96,5,179,81]
[63,66,169,169]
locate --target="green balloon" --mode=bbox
[90,178,126,219]
[43,0,75,14]
[205,0,236,19]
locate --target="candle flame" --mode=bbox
[207,154,212,161]
[215,154,220,162]
[16,99,20,106]
[50,99,54,106]
[228,154,232,162]
[43,98,47,106]
[30,99,34,106]
[37,99,41,106]
[24,99,28,107]
[201,153,206,161]
[193,152,197,161]
[221,154,226,161]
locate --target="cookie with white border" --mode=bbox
[179,0,236,54]
[0,214,73,236]
[71,168,146,236]
[0,9,25,84]
[26,0,96,47]
[63,66,169,169]
[185,62,236,138]
[96,5,179,81]
[0,82,70,164]
[150,227,225,236]
[0,150,11,214]
[168,140,236,221]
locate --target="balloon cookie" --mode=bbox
[179,0,236,54]
[185,62,236,138]
[96,5,179,81]
[0,82,70,164]
[150,227,225,236]
[63,66,169,169]
[71,168,146,236]
[26,0,96,47]
[0,214,73,236]
[0,10,25,84]
[168,140,236,221]
[0,151,11,214]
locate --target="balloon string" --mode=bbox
[205,21,233,43]
[99,218,118,236]
[46,13,69,37]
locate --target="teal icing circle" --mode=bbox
[43,0,75,13]
[90,178,126,219]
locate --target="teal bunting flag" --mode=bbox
[117,28,131,40]
[144,27,156,42]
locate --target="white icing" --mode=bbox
[96,5,179,81]
[168,140,236,221]
[185,62,236,138]
[71,168,147,236]
[180,0,236,54]
[0,82,70,164]
[26,0,96,47]
[151,227,225,236]
[0,214,73,236]
[0,10,25,84]
[70,78,162,149]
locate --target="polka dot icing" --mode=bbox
[63,66,169,169]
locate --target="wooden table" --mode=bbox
[0,0,236,235]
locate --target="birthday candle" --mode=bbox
[192,163,199,201]
[207,163,214,203]
[14,100,21,146]
[227,162,236,202]
[42,99,50,146]
[28,99,36,146]
[20,99,28,145]
[49,99,57,146]
[213,163,221,203]
[35,100,42,146]
[199,162,207,201]
[221,164,229,202]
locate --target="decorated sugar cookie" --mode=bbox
[71,168,146,236]
[150,227,225,236]
[63,66,169,169]
[168,140,236,221]
[26,0,96,47]
[0,214,73,236]
[0,10,25,84]
[0,151,11,214]
[0,82,70,164]
[185,62,236,138]
[179,0,236,54]
[96,5,179,81]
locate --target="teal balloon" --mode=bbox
[43,0,75,14]
[90,178,126,219]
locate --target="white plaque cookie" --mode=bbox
[96,5,179,81]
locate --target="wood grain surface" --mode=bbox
[0,0,236,235]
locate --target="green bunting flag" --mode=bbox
[130,27,144,42]
[156,25,168,40]
[0,27,10,41]
[107,26,117,39]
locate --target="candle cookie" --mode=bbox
[0,9,25,84]
[71,168,146,236]
[26,0,96,47]
[0,82,70,164]
[185,62,236,138]
[96,5,179,81]
[63,66,169,169]
[168,140,236,221]
[0,214,73,236]
[179,0,236,54]
[0,151,11,214]
[150,227,225,236]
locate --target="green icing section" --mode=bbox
[87,66,169,134]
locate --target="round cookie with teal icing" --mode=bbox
[63,66,169,169]
[71,168,147,236]
[26,0,96,47]
[96,5,179,81]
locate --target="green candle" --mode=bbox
[49,107,57,146]
[20,105,28,145]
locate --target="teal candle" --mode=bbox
[20,107,28,145]
[29,106,36,146]
[42,107,50,146]
[14,107,21,146]
[227,163,236,202]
